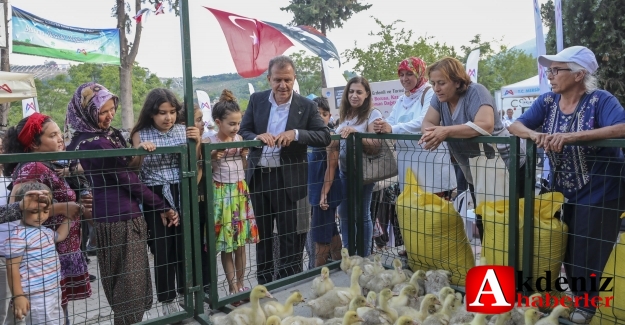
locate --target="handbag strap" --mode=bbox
[420,87,432,106]
[466,121,500,156]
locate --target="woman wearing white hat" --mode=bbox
[509,45,625,324]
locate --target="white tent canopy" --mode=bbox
[0,71,37,104]
[500,75,540,98]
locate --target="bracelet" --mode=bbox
[11,294,26,301]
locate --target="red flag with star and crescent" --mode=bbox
[206,8,294,78]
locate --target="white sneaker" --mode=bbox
[569,309,593,324]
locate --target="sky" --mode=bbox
[9,0,548,78]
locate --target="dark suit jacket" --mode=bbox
[239,90,331,202]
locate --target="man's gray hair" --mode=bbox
[567,62,598,93]
[267,55,296,76]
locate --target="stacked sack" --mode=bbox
[477,192,568,299]
[590,232,624,325]
[396,168,475,286]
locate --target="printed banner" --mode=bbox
[322,58,347,88]
[22,97,39,118]
[0,3,6,48]
[12,7,121,65]
[533,0,550,94]
[248,83,255,95]
[466,49,480,83]
[323,79,403,120]
[555,0,563,52]
[196,90,215,129]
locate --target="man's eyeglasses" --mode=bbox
[545,67,573,76]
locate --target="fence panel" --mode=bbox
[0,147,195,325]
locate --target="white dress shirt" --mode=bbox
[258,91,295,167]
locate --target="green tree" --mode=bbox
[113,0,179,130]
[342,18,458,82]
[541,0,625,104]
[479,46,537,93]
[280,0,371,35]
[291,50,322,96]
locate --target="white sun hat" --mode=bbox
[538,46,598,74]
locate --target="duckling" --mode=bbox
[457,313,488,325]
[423,293,458,325]
[357,288,398,325]
[311,267,335,298]
[365,258,407,293]
[535,305,568,325]
[308,266,363,318]
[393,270,425,295]
[414,287,454,311]
[523,309,542,325]
[397,293,440,322]
[508,293,542,325]
[334,295,372,318]
[394,316,418,325]
[341,248,364,273]
[366,291,377,307]
[362,254,385,275]
[488,311,512,325]
[212,285,273,325]
[389,284,418,309]
[323,311,365,325]
[281,316,324,325]
[263,291,306,319]
[425,270,451,295]
[267,316,282,325]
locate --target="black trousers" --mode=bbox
[144,184,184,303]
[562,196,625,311]
[249,167,304,284]
[198,196,211,290]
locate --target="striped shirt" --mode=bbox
[5,224,61,297]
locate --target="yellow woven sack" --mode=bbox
[477,192,568,292]
[590,233,625,325]
[396,168,475,286]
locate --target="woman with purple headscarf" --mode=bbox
[65,83,178,324]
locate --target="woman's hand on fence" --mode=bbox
[529,131,549,150]
[545,133,575,153]
[373,120,392,134]
[186,126,202,143]
[12,296,29,321]
[137,141,156,152]
[339,126,357,138]
[419,126,449,150]
[161,209,179,227]
[19,190,51,212]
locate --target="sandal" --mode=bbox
[238,287,250,303]
[229,292,244,307]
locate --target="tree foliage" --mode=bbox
[342,18,458,82]
[541,0,625,104]
[8,63,167,128]
[342,18,536,94]
[280,0,371,35]
[291,50,322,96]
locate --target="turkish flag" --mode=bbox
[206,8,294,78]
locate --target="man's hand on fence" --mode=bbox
[275,130,295,147]
[161,209,179,227]
[255,133,276,147]
[419,126,449,150]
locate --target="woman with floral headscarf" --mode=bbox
[65,83,178,324]
[374,57,457,194]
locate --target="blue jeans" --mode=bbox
[338,171,374,257]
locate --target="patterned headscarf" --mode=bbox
[397,57,428,95]
[65,82,118,138]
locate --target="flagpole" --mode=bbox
[178,1,210,324]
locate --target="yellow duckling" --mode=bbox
[311,267,335,298]
[267,315,282,325]
[212,285,273,325]
[263,291,305,319]
[322,310,364,325]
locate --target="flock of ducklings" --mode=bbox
[212,249,570,325]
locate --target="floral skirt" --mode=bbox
[213,180,259,253]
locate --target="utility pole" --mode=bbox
[0,0,9,129]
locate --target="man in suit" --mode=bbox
[239,55,331,284]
